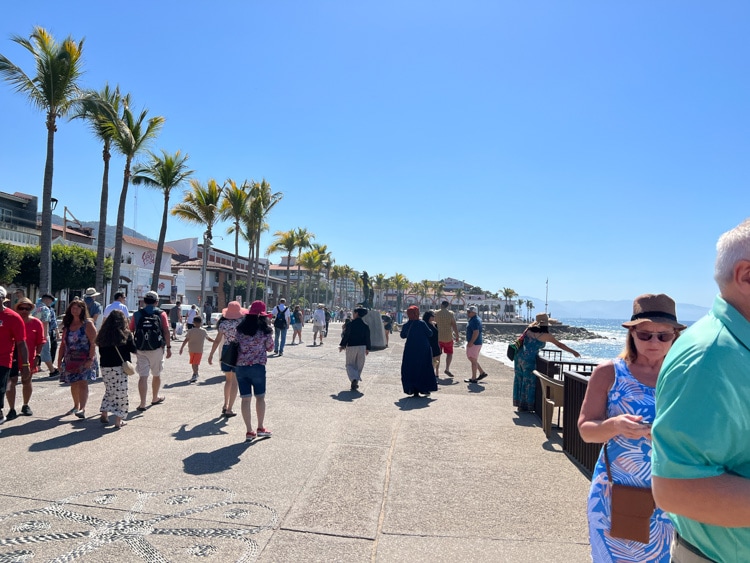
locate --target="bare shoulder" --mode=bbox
[588,360,616,386]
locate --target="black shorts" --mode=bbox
[0,366,10,407]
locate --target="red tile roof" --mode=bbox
[122,234,178,255]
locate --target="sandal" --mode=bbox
[464,378,478,383]
[151,397,165,405]
[224,411,237,418]
[136,406,147,412]
[477,373,489,381]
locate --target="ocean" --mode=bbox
[481,317,694,368]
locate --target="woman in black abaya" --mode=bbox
[400,306,438,397]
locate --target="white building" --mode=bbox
[116,235,182,310]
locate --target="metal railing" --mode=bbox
[562,370,601,476]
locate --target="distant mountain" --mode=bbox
[517,296,709,322]
[51,216,154,247]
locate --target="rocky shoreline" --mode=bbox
[456,322,605,342]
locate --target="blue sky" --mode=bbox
[1,2,747,308]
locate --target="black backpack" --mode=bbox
[135,307,165,351]
[274,307,288,329]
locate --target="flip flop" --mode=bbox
[444,370,454,377]
[136,406,147,412]
[477,373,489,381]
[151,397,166,405]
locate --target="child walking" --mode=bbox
[179,317,214,383]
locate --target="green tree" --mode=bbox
[526,300,534,323]
[0,243,22,284]
[246,179,282,302]
[267,229,297,299]
[132,149,193,292]
[108,100,164,297]
[220,178,252,300]
[373,273,386,308]
[171,178,223,308]
[14,245,109,293]
[501,287,518,321]
[72,83,124,294]
[293,227,314,298]
[330,264,344,309]
[299,249,323,308]
[0,26,85,293]
[391,273,409,314]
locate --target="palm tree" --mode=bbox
[72,84,125,294]
[382,276,394,310]
[516,298,525,322]
[330,264,345,309]
[501,287,518,322]
[373,273,386,308]
[433,280,445,305]
[108,100,164,297]
[171,179,223,309]
[293,227,314,299]
[391,273,409,317]
[526,300,535,323]
[0,27,85,293]
[267,229,297,298]
[299,249,323,307]
[341,265,355,308]
[453,287,465,310]
[246,179,282,302]
[310,243,331,306]
[220,179,251,300]
[132,150,193,292]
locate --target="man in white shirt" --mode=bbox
[312,304,327,346]
[103,292,130,319]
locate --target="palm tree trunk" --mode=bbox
[95,142,110,294]
[150,190,170,292]
[285,252,292,298]
[231,223,239,300]
[110,158,131,298]
[245,241,253,305]
[40,112,56,294]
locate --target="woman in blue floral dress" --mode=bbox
[513,313,580,411]
[578,294,686,562]
[57,298,98,419]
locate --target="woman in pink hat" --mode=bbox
[234,300,274,441]
[208,301,246,418]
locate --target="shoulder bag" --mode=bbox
[114,346,136,376]
[220,341,240,367]
[604,443,655,544]
[506,330,527,361]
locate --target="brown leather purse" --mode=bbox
[604,444,655,544]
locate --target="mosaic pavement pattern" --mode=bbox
[0,486,278,562]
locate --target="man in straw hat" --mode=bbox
[652,218,750,562]
[83,287,103,327]
[0,286,30,426]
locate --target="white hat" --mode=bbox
[145,290,159,301]
[0,286,6,299]
[84,287,100,297]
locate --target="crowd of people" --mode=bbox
[3,217,749,562]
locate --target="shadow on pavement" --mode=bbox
[183,441,251,475]
[173,418,231,441]
[394,396,435,410]
[28,422,108,451]
[329,390,363,402]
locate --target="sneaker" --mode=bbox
[5,409,16,421]
[50,369,60,378]
[189,374,198,383]
[245,431,257,442]
[278,351,283,356]
[256,427,272,437]
[21,405,32,416]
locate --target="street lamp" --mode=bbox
[50,197,58,211]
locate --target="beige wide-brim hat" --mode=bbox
[621,293,687,330]
[84,287,100,297]
[530,313,550,327]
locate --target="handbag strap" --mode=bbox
[114,345,126,364]
[604,443,614,483]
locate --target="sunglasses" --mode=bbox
[634,330,675,343]
[17,306,33,311]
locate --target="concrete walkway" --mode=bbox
[0,322,592,562]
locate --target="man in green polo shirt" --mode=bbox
[652,218,750,563]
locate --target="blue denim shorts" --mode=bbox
[235,364,266,397]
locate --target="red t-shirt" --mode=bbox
[17,316,46,373]
[0,307,27,369]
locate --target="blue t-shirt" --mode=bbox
[466,315,482,345]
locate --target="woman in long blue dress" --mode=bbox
[400,306,438,397]
[578,294,686,562]
[513,313,580,411]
